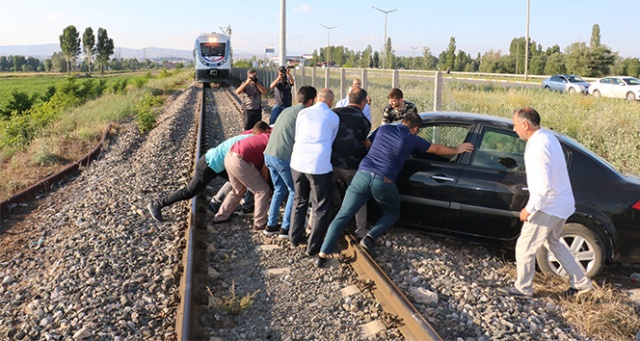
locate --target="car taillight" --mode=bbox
[633,200,640,211]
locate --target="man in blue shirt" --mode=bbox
[147,121,271,222]
[315,113,473,266]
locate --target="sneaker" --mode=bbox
[147,202,164,223]
[561,286,593,298]
[359,235,377,258]
[263,225,280,236]
[208,201,221,213]
[212,213,239,224]
[277,228,290,239]
[501,287,532,298]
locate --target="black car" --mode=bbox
[375,112,640,278]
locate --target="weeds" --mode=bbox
[207,281,260,316]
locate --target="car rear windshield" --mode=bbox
[622,78,640,86]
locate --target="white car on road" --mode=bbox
[588,76,640,101]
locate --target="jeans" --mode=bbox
[160,156,218,207]
[269,105,288,125]
[265,154,295,230]
[321,170,399,255]
[290,169,333,254]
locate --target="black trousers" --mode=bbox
[243,108,262,130]
[160,156,227,207]
[290,169,334,254]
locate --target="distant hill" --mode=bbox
[0,44,193,61]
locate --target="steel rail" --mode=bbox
[0,124,112,210]
[341,234,443,341]
[176,84,206,340]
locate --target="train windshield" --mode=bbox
[201,43,226,57]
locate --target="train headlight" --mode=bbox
[208,36,218,43]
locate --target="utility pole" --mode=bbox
[279,0,286,67]
[524,0,530,80]
[516,41,519,74]
[371,5,398,70]
[410,46,418,69]
[219,25,232,58]
[319,23,337,68]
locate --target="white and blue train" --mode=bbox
[193,32,231,83]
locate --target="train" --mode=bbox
[193,32,231,83]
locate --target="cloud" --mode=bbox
[293,4,311,12]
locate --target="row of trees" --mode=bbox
[306,24,638,78]
[59,25,114,74]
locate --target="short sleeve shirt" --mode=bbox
[205,134,251,173]
[264,104,304,160]
[331,106,371,170]
[382,100,418,124]
[274,80,293,107]
[359,124,430,182]
[230,133,270,168]
[240,83,262,110]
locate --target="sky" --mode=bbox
[2,0,640,59]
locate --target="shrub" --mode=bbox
[158,68,171,78]
[135,94,165,133]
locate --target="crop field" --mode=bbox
[302,69,640,176]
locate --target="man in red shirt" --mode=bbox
[213,130,272,230]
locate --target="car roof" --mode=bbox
[419,111,513,126]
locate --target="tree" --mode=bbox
[372,51,379,69]
[44,58,53,72]
[59,25,81,73]
[586,24,614,77]
[384,37,395,69]
[422,47,437,70]
[438,36,457,71]
[51,52,67,72]
[564,41,590,76]
[82,27,96,74]
[362,45,372,68]
[95,27,114,75]
[544,52,566,75]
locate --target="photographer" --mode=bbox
[237,69,268,130]
[269,65,295,124]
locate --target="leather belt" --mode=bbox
[230,151,243,159]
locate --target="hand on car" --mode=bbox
[456,142,474,154]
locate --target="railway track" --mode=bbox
[175,83,441,340]
[0,80,623,341]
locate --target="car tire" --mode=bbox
[568,87,576,94]
[626,92,636,101]
[544,85,551,91]
[592,90,601,98]
[536,222,605,279]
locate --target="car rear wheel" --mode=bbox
[536,222,605,279]
[568,87,576,94]
[592,90,601,98]
[626,92,636,101]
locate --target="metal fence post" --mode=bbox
[325,67,330,89]
[312,67,317,89]
[361,68,368,90]
[433,71,442,111]
[340,68,347,99]
[392,69,399,89]
[301,66,306,86]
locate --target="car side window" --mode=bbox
[471,129,526,172]
[414,124,470,162]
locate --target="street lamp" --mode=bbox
[319,23,337,68]
[410,46,418,69]
[524,0,530,80]
[371,5,398,70]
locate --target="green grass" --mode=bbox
[297,69,640,175]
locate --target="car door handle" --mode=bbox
[430,175,455,182]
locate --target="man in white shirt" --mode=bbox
[289,88,339,256]
[334,78,371,122]
[510,107,592,298]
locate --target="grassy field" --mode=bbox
[302,70,640,175]
[0,70,193,200]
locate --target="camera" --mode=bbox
[287,65,294,69]
[250,76,258,82]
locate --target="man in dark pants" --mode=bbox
[147,121,271,222]
[236,69,268,130]
[315,113,473,267]
[331,87,372,239]
[289,88,338,256]
[269,65,295,124]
